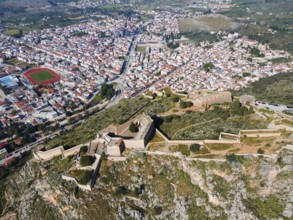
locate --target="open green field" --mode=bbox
[29,70,57,83]
[136,46,147,53]
[3,29,23,38]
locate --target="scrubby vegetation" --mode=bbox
[169,144,190,156]
[233,72,293,105]
[68,169,94,185]
[45,96,151,149]
[80,155,96,166]
[158,104,267,140]
[220,0,293,53]
[244,195,285,219]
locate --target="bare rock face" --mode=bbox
[1,149,293,219]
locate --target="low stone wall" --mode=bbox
[168,140,204,145]
[108,157,127,161]
[203,139,240,144]
[144,150,226,162]
[155,129,169,142]
[240,129,281,138]
[242,133,281,138]
[240,129,280,133]
[220,132,240,140]
[155,129,239,146]
[269,123,293,132]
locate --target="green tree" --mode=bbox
[129,122,139,132]
[186,101,193,108]
[257,148,265,154]
[101,83,108,97]
[226,153,237,163]
[101,83,115,99]
[79,146,88,156]
[243,72,251,77]
[190,144,201,152]
[203,62,215,72]
[106,88,115,99]
[180,101,187,108]
[171,95,179,102]
[115,186,128,197]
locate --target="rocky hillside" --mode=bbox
[1,148,293,220]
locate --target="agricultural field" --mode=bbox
[220,0,293,53]
[3,29,23,38]
[179,14,240,33]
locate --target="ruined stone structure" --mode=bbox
[187,90,232,106]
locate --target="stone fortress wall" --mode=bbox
[34,143,90,160]
[61,154,102,191]
[188,90,232,106]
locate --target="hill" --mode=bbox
[233,72,293,105]
[1,146,293,219]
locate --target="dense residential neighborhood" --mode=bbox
[1,0,293,219]
[0,11,292,125]
[0,8,292,164]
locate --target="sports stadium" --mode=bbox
[24,68,61,85]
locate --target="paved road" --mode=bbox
[255,101,293,113]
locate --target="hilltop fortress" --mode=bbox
[34,113,155,161]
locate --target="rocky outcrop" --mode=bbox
[1,149,293,219]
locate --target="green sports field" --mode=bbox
[29,70,57,83]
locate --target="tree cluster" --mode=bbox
[100,83,115,99]
[202,62,215,72]
[230,100,254,116]
[225,153,245,164]
[167,42,179,50]
[250,47,265,58]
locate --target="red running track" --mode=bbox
[24,67,61,85]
